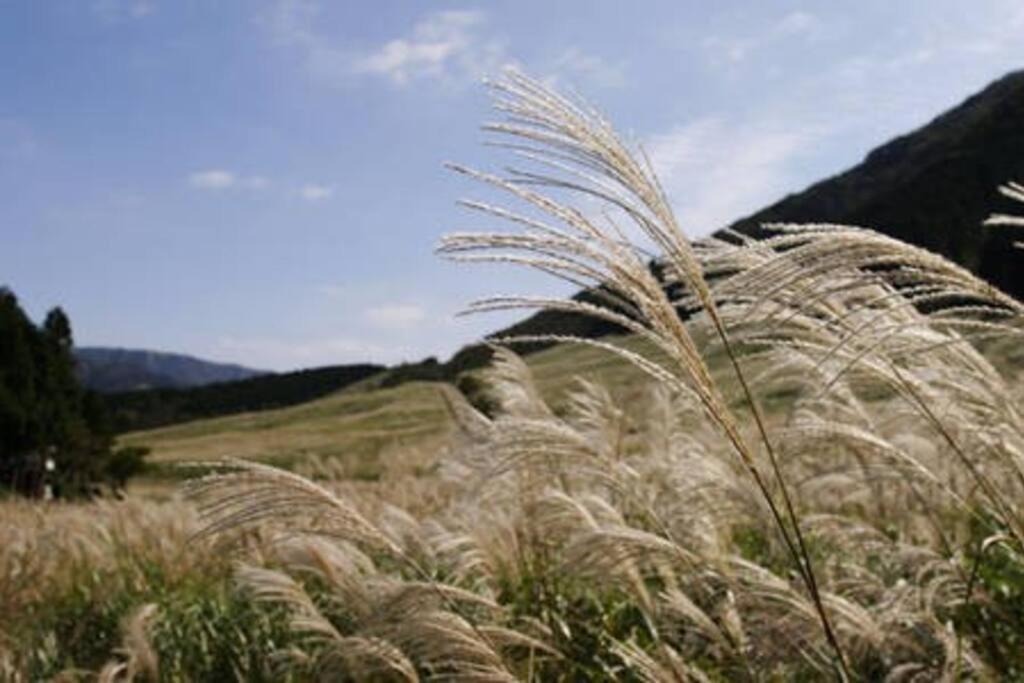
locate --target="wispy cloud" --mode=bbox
[186,170,336,203]
[214,334,419,369]
[648,117,823,236]
[265,2,505,87]
[187,170,273,192]
[298,184,333,201]
[352,10,489,85]
[655,3,1024,238]
[364,304,427,329]
[188,169,236,190]
[550,47,626,88]
[91,0,155,22]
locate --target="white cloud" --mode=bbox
[647,117,822,236]
[92,0,155,22]
[364,304,427,329]
[351,10,487,85]
[188,169,236,190]
[186,170,332,202]
[265,2,506,87]
[188,170,273,192]
[215,335,418,370]
[298,184,334,201]
[551,47,626,89]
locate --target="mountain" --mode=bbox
[105,363,385,432]
[75,347,267,393]
[473,69,1024,351]
[726,68,1024,297]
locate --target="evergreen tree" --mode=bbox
[0,288,134,497]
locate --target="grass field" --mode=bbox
[119,337,654,487]
[4,71,1024,681]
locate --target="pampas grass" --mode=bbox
[4,70,1024,680]
[163,70,1023,680]
[165,69,1023,680]
[986,180,1024,248]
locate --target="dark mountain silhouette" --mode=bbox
[105,363,385,432]
[726,68,1024,297]
[75,347,267,393]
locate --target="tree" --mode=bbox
[0,288,141,497]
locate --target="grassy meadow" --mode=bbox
[4,72,1024,682]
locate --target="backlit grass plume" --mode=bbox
[13,70,1024,681]
[986,180,1024,248]
[439,67,853,677]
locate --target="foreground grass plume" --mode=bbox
[3,70,1024,681]
[986,180,1024,248]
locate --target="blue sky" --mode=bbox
[2,1,1023,371]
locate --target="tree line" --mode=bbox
[0,287,145,497]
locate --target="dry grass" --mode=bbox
[175,70,1024,680]
[3,70,1024,681]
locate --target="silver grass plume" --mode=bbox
[984,180,1024,248]
[439,67,851,678]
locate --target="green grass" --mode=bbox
[121,380,453,464]
[118,332,821,493]
[17,560,296,681]
[119,339,652,490]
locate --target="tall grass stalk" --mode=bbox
[441,69,854,678]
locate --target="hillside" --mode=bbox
[75,347,266,393]
[727,68,1024,297]
[120,336,654,485]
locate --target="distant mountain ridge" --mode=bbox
[75,347,267,393]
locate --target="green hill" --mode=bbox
[120,337,652,492]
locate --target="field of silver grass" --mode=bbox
[4,71,1024,681]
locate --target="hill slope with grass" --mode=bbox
[120,336,654,492]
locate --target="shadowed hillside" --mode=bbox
[727,68,1024,298]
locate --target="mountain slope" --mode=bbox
[726,68,1024,298]
[75,347,267,393]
